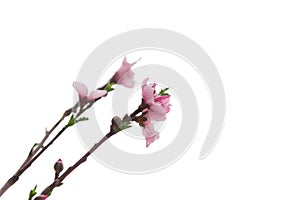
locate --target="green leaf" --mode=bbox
[117,121,132,132]
[64,115,89,129]
[64,115,76,128]
[76,117,89,123]
[159,87,169,96]
[28,185,37,200]
[105,82,115,92]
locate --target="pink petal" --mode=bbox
[142,124,159,147]
[150,104,167,121]
[115,57,131,80]
[155,95,170,104]
[142,78,150,86]
[87,90,107,101]
[117,71,135,88]
[142,78,156,105]
[113,57,140,88]
[155,95,171,112]
[145,135,156,147]
[73,82,88,98]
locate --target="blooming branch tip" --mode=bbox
[138,78,171,147]
[112,57,140,88]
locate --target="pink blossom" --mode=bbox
[142,78,171,121]
[140,78,171,147]
[112,57,140,88]
[73,82,107,104]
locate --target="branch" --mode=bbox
[35,113,138,198]
[0,84,109,197]
[0,107,73,197]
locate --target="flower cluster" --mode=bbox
[73,61,171,148]
[140,78,171,147]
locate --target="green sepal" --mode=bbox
[159,88,169,96]
[105,82,115,92]
[65,115,75,128]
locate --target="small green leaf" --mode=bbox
[117,121,132,132]
[76,117,89,123]
[105,82,115,92]
[28,185,37,200]
[64,115,89,128]
[159,87,169,96]
[64,115,75,128]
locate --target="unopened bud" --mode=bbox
[110,116,122,132]
[54,159,64,179]
[34,194,48,200]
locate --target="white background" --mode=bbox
[0,0,300,199]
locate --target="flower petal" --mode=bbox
[113,57,139,88]
[145,135,156,147]
[142,78,150,86]
[150,104,167,121]
[154,95,171,113]
[116,57,131,78]
[73,82,88,98]
[142,78,156,105]
[142,124,159,147]
[87,90,107,101]
[117,71,135,88]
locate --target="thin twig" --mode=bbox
[35,107,143,198]
[0,107,73,197]
[0,85,109,197]
[39,130,116,196]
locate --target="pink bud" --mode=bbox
[35,195,48,200]
[54,159,64,179]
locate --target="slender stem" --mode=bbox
[0,107,73,197]
[36,107,143,198]
[24,104,89,173]
[0,84,110,197]
[39,130,116,196]
[130,103,148,120]
[97,80,112,90]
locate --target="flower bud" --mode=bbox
[34,194,48,200]
[54,159,64,179]
[110,116,122,132]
